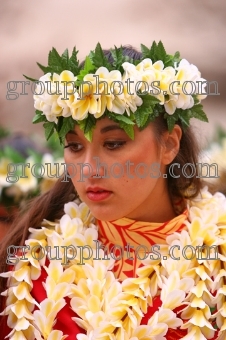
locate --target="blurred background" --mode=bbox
[0,0,226,237]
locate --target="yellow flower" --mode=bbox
[10,156,37,194]
[57,70,77,117]
[33,299,66,338]
[64,201,92,224]
[40,154,64,194]
[70,74,100,120]
[183,308,214,329]
[121,67,143,116]
[136,58,176,104]
[3,186,226,340]
[132,323,167,339]
[180,326,213,340]
[0,157,12,189]
[187,218,219,247]
[12,282,35,303]
[43,261,75,300]
[94,67,126,116]
[46,330,68,340]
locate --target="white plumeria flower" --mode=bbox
[180,325,212,340]
[2,186,226,340]
[165,59,207,115]
[57,70,77,117]
[64,201,93,226]
[95,67,126,116]
[122,62,143,115]
[33,298,66,338]
[136,58,176,103]
[14,156,38,193]
[70,73,101,119]
[0,157,12,189]
[34,73,62,122]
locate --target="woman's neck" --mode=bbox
[124,184,178,223]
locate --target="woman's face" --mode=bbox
[64,117,178,222]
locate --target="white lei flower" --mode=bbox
[33,58,206,123]
[1,188,226,340]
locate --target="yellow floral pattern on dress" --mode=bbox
[97,209,188,280]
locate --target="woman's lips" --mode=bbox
[86,189,112,201]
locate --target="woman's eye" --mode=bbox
[64,143,83,152]
[104,141,126,150]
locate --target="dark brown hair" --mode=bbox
[0,45,202,313]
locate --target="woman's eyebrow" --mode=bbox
[100,125,124,133]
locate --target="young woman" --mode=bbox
[0,42,225,340]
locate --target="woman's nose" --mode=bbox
[78,155,110,181]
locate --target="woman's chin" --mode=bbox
[89,207,124,222]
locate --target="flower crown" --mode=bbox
[26,41,208,143]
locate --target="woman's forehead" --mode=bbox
[69,117,154,141]
[72,117,126,136]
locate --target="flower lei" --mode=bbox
[27,41,208,143]
[0,153,64,211]
[1,187,226,340]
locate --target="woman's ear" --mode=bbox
[161,125,182,165]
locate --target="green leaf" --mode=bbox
[155,41,167,62]
[190,104,209,122]
[166,116,176,133]
[141,44,150,59]
[77,56,95,81]
[32,110,46,124]
[124,55,135,64]
[0,127,10,139]
[149,41,157,58]
[36,62,52,74]
[138,94,160,111]
[56,116,64,134]
[140,41,180,67]
[173,51,181,63]
[133,95,160,128]
[3,146,25,163]
[134,111,150,128]
[61,49,69,69]
[26,149,42,164]
[178,110,191,129]
[48,47,65,74]
[69,47,79,74]
[44,122,55,141]
[142,41,168,63]
[83,129,93,142]
[46,132,64,158]
[141,111,159,130]
[193,96,199,105]
[113,114,135,125]
[89,50,95,63]
[78,114,96,135]
[23,74,38,82]
[90,42,112,70]
[106,110,135,138]
[118,122,134,139]
[58,116,76,138]
[163,54,174,68]
[105,111,135,128]
[111,46,124,70]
